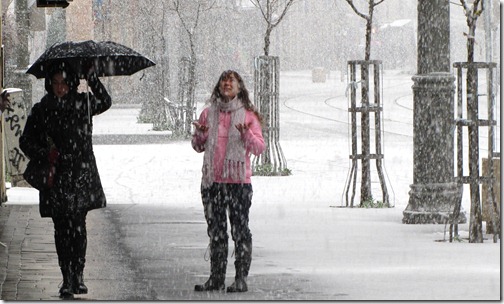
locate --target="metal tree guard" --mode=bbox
[451,62,500,243]
[344,60,390,207]
[252,56,288,175]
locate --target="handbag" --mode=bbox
[23,158,56,190]
[23,134,57,190]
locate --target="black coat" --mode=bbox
[19,79,111,217]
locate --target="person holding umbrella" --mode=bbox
[192,70,265,292]
[21,39,154,299]
[19,61,111,298]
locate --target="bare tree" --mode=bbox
[248,0,296,176]
[344,0,386,60]
[459,0,485,62]
[137,1,172,130]
[140,1,171,99]
[455,0,488,243]
[169,0,216,135]
[250,0,296,56]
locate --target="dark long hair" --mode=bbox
[211,70,262,124]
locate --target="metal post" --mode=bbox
[374,62,389,205]
[345,62,358,207]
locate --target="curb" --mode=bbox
[92,134,173,145]
[0,204,11,296]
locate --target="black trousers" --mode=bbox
[201,183,253,247]
[52,211,87,264]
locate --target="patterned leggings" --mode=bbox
[201,183,253,246]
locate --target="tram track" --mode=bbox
[281,80,415,138]
[279,77,497,152]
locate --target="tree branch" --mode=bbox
[344,0,369,20]
[170,0,194,37]
[271,0,295,28]
[472,0,483,16]
[373,0,386,7]
[459,0,471,14]
[250,0,269,22]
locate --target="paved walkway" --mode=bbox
[0,204,333,301]
[0,105,179,300]
[0,204,147,301]
[0,202,499,301]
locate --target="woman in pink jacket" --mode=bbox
[192,70,265,293]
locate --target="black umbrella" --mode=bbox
[26,40,155,78]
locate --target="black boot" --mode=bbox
[226,275,247,293]
[72,257,88,294]
[195,241,228,291]
[59,260,74,298]
[194,273,226,292]
[227,240,252,293]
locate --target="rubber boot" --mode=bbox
[195,241,228,291]
[227,240,252,293]
[58,260,74,298]
[72,257,88,294]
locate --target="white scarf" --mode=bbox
[202,96,246,188]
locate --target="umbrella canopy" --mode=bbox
[26,40,156,79]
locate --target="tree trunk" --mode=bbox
[186,59,196,136]
[466,22,482,241]
[360,64,372,204]
[264,27,272,56]
[364,1,374,61]
[364,21,371,61]
[467,22,476,63]
[466,12,483,243]
[467,64,483,243]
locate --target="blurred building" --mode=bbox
[66,0,93,41]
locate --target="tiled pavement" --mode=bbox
[0,204,149,301]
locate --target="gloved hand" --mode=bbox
[48,147,59,164]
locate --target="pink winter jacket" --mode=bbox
[192,107,265,184]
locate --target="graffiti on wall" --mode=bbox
[3,88,28,176]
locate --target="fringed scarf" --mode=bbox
[202,96,246,188]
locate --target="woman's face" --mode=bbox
[51,72,69,98]
[218,74,240,101]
